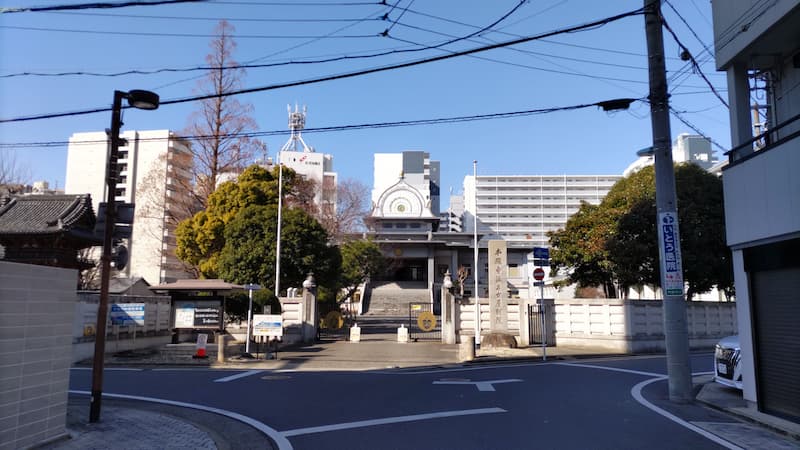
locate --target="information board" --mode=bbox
[110,303,145,326]
[173,300,223,329]
[252,314,283,337]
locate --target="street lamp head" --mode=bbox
[126,90,159,110]
[443,270,453,289]
[637,146,655,157]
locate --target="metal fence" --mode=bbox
[528,303,555,346]
[409,302,440,341]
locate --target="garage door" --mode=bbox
[749,248,800,423]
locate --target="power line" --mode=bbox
[0,100,637,149]
[5,2,523,79]
[41,10,383,22]
[0,6,645,123]
[661,18,728,108]
[663,0,713,57]
[0,25,378,39]
[669,106,726,151]
[1,0,204,13]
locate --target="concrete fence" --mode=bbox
[552,298,737,352]
[450,296,737,352]
[71,293,172,363]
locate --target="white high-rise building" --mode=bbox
[624,133,717,176]
[463,174,621,248]
[65,129,193,284]
[278,105,337,216]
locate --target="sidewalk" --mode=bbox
[49,337,799,450]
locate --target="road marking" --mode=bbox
[630,378,744,450]
[282,407,506,437]
[213,370,264,383]
[554,363,743,449]
[554,362,663,378]
[70,367,143,372]
[433,379,523,392]
[69,390,293,450]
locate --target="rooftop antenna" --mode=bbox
[280,103,313,153]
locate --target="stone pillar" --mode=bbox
[441,271,456,344]
[302,273,317,343]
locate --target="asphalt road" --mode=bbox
[66,352,763,450]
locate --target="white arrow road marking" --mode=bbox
[213,370,265,383]
[433,379,523,391]
[282,408,506,437]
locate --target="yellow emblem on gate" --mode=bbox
[417,311,436,332]
[323,311,343,329]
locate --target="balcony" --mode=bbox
[723,122,800,247]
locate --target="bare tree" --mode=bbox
[183,20,266,209]
[0,149,31,195]
[317,178,370,242]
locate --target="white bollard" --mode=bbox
[397,324,409,343]
[349,325,361,343]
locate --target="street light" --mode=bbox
[90,89,159,423]
[472,160,480,348]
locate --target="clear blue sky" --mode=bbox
[0,0,730,207]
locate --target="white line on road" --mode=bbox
[213,370,265,383]
[555,362,744,449]
[553,362,663,378]
[281,407,507,437]
[70,367,143,371]
[630,378,744,450]
[433,379,522,391]
[68,389,293,450]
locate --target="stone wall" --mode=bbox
[0,261,75,450]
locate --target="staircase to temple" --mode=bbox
[364,281,430,317]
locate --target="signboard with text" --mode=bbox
[252,314,283,337]
[172,300,223,329]
[110,303,145,326]
[659,212,685,296]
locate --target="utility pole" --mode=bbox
[644,0,693,403]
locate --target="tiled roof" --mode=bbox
[150,279,244,292]
[0,194,96,235]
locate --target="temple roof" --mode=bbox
[0,194,97,236]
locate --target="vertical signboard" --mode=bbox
[488,240,508,332]
[659,212,684,296]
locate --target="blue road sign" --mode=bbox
[533,247,550,259]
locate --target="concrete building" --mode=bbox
[65,129,193,285]
[624,133,717,176]
[712,0,800,424]
[463,174,621,249]
[277,105,337,216]
[440,193,465,232]
[371,151,440,219]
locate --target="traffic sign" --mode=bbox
[533,281,545,287]
[533,247,550,259]
[533,267,545,281]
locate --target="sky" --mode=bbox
[0,0,731,208]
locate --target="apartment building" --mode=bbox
[463,174,621,248]
[65,129,193,285]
